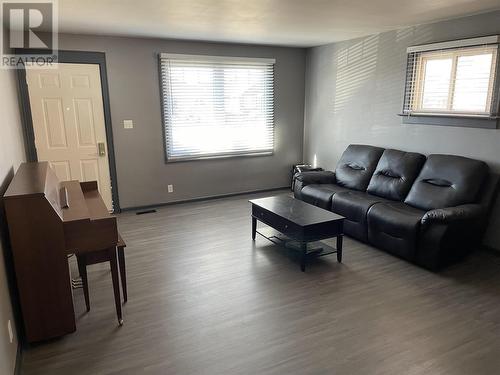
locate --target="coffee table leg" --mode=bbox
[252,217,257,240]
[337,235,343,263]
[300,243,307,272]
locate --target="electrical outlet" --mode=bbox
[167,184,174,193]
[7,320,13,343]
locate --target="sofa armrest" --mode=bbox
[421,204,485,227]
[294,171,336,186]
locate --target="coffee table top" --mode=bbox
[249,195,344,227]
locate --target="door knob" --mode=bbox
[98,142,106,156]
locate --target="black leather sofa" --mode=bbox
[293,145,499,270]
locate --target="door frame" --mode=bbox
[16,50,121,213]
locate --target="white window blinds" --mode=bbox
[159,54,275,161]
[403,36,499,117]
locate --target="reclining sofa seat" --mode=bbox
[295,145,384,209]
[293,144,499,270]
[369,154,490,268]
[332,148,426,242]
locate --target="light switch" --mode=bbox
[123,120,134,129]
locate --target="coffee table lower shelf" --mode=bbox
[255,227,342,271]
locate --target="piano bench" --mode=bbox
[76,235,127,326]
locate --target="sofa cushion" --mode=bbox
[335,145,384,191]
[367,149,426,201]
[332,191,391,242]
[367,202,425,260]
[404,155,488,211]
[301,184,348,209]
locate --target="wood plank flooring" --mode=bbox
[21,190,500,375]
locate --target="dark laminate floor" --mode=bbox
[21,191,500,375]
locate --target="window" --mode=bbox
[159,54,275,161]
[403,36,499,117]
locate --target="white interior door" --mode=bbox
[26,63,114,210]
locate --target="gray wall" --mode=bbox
[56,34,306,209]
[303,10,500,249]
[0,68,24,374]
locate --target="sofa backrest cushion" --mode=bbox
[335,145,384,191]
[367,149,426,201]
[404,154,488,211]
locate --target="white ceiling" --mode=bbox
[57,0,500,47]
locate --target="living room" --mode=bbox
[1,1,500,374]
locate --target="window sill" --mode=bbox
[165,151,274,163]
[399,113,498,129]
[398,112,498,120]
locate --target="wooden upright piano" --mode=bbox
[3,162,118,343]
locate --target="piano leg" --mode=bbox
[117,246,127,303]
[77,256,91,312]
[108,248,123,326]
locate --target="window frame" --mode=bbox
[402,35,500,121]
[158,53,276,163]
[411,46,498,116]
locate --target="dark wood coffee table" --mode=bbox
[249,195,345,271]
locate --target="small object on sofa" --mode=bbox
[293,144,499,270]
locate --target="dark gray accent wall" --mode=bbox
[303,10,500,249]
[56,34,306,209]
